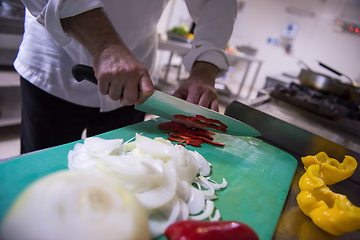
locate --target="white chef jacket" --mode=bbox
[14,0,237,111]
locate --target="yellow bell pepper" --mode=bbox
[297,154,360,235]
[301,152,358,185]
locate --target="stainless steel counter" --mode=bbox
[224,97,360,240]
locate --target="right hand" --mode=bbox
[61,8,153,106]
[91,43,154,106]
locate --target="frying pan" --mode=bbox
[298,61,359,101]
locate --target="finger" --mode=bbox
[108,75,125,101]
[135,72,154,106]
[210,100,219,112]
[186,90,202,105]
[97,73,111,95]
[120,75,140,106]
[198,90,219,111]
[173,88,188,100]
[198,94,212,109]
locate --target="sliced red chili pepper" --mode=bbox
[164,220,259,240]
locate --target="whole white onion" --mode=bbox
[0,170,150,240]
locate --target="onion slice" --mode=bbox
[189,200,215,221]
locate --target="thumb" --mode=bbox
[135,72,154,106]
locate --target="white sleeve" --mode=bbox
[183,0,237,77]
[21,0,104,46]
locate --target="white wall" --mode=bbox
[157,0,360,99]
[229,0,360,98]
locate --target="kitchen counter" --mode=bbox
[270,143,360,240]
[1,118,297,240]
[225,99,360,240]
[1,116,359,239]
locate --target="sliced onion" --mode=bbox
[176,180,191,202]
[187,187,205,215]
[199,176,228,190]
[135,134,173,161]
[178,199,190,221]
[64,135,228,237]
[135,161,177,209]
[166,146,199,184]
[148,197,181,238]
[193,178,217,199]
[83,137,123,156]
[68,149,97,171]
[210,209,221,221]
[189,200,215,221]
[191,151,211,176]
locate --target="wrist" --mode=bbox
[190,61,219,83]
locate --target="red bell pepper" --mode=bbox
[158,119,225,147]
[170,133,225,147]
[173,114,228,133]
[158,121,190,133]
[164,220,259,240]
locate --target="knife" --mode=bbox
[72,64,261,137]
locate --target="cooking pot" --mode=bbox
[298,61,359,102]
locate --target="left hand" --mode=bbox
[173,61,219,111]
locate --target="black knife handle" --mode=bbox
[72,64,98,85]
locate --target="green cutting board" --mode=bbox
[0,118,297,240]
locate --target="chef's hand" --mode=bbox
[92,44,154,106]
[173,61,219,111]
[61,8,154,106]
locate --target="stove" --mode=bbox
[270,82,360,134]
[224,77,360,184]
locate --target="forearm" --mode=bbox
[60,8,126,56]
[60,7,153,106]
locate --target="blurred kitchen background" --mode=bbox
[1,0,360,159]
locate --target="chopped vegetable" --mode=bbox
[164,220,259,240]
[158,120,190,133]
[67,134,227,238]
[170,132,225,147]
[158,119,225,147]
[297,153,360,235]
[174,115,228,133]
[301,152,358,185]
[0,170,150,240]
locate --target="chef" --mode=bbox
[15,0,237,153]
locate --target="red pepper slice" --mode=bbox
[170,133,224,147]
[167,137,186,143]
[174,115,228,133]
[187,129,215,140]
[158,121,190,133]
[158,120,215,140]
[158,119,225,147]
[168,133,204,147]
[164,220,259,240]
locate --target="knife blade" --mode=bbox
[71,64,261,137]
